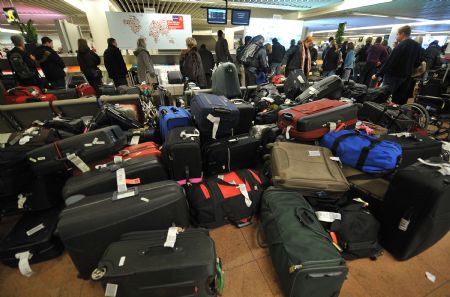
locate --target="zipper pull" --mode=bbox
[289,264,302,274]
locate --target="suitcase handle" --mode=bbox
[281,113,294,123]
[213,107,231,114]
[296,207,333,241]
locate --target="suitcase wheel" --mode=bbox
[91,267,106,280]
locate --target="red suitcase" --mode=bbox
[3,86,57,104]
[76,83,96,97]
[116,141,161,159]
[278,99,358,141]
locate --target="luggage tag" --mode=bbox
[308,86,319,95]
[112,168,138,201]
[315,211,341,223]
[15,251,34,277]
[285,126,293,140]
[129,135,140,145]
[84,137,106,147]
[330,156,343,168]
[0,133,11,145]
[207,114,220,140]
[308,150,321,157]
[67,153,91,173]
[164,226,184,248]
[238,184,252,207]
[105,283,118,297]
[180,129,200,140]
[17,194,27,209]
[19,135,32,145]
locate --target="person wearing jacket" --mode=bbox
[342,42,356,80]
[33,36,66,89]
[281,36,314,78]
[361,37,388,87]
[134,38,156,84]
[77,38,102,96]
[236,36,252,86]
[215,30,233,64]
[270,38,285,75]
[425,40,442,70]
[244,35,268,86]
[104,38,128,87]
[355,37,372,83]
[198,44,215,88]
[322,40,342,77]
[180,37,207,88]
[7,35,42,87]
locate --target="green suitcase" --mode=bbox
[261,187,348,297]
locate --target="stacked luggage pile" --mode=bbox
[0,63,449,297]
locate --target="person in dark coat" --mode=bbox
[198,44,215,88]
[382,40,392,55]
[7,35,42,87]
[361,36,388,87]
[322,40,342,77]
[180,37,207,88]
[33,36,66,89]
[270,38,285,75]
[281,36,314,78]
[244,35,268,86]
[215,30,233,64]
[104,38,128,87]
[355,37,372,83]
[425,40,442,70]
[77,38,102,96]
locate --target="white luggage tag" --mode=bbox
[67,153,91,173]
[112,168,138,200]
[389,132,413,138]
[17,194,27,209]
[308,86,319,95]
[417,158,450,176]
[0,133,11,145]
[238,184,252,207]
[315,211,342,223]
[129,135,140,146]
[19,135,32,145]
[180,129,200,140]
[207,114,220,140]
[330,156,343,168]
[285,126,293,140]
[15,251,34,277]
[164,226,183,248]
[105,283,118,297]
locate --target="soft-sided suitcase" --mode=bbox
[187,169,263,228]
[58,180,190,279]
[203,134,259,176]
[117,141,161,159]
[91,103,143,130]
[283,69,309,100]
[0,208,64,271]
[159,106,192,141]
[212,62,241,99]
[190,93,240,139]
[271,142,350,199]
[92,229,223,297]
[167,70,184,84]
[357,102,415,133]
[27,125,127,175]
[161,127,202,185]
[379,159,450,260]
[342,166,390,202]
[278,99,358,141]
[261,187,348,297]
[46,88,78,100]
[230,99,256,134]
[76,83,96,97]
[62,155,167,200]
[296,75,344,104]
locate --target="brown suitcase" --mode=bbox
[342,166,389,201]
[270,141,350,199]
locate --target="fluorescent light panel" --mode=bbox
[0,27,21,34]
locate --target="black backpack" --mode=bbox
[9,52,36,80]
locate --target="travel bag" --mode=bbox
[4,86,57,104]
[100,85,117,96]
[76,83,96,97]
[283,69,309,100]
[27,125,127,175]
[167,70,184,84]
[203,134,259,176]
[360,85,391,103]
[270,142,350,199]
[67,75,87,88]
[46,88,78,100]
[190,93,239,139]
[342,80,368,102]
[90,103,143,131]
[230,99,256,134]
[379,158,450,260]
[187,169,263,228]
[255,108,281,125]
[342,166,390,203]
[357,102,415,133]
[161,127,202,185]
[296,75,344,104]
[92,228,223,297]
[58,180,190,279]
[116,141,161,159]
[320,130,402,174]
[277,99,358,141]
[260,187,348,297]
[42,117,86,135]
[212,62,241,99]
[116,85,140,95]
[158,106,192,141]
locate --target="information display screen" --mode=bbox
[207,8,227,25]
[231,9,251,26]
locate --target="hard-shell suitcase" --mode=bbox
[278,99,358,141]
[92,229,222,297]
[167,70,184,84]
[76,83,96,97]
[47,88,78,100]
[261,188,348,297]
[91,103,143,130]
[58,180,190,279]
[117,141,161,159]
[159,106,192,141]
[27,126,127,175]
[357,102,415,133]
[190,93,240,139]
[212,62,241,99]
[203,134,259,176]
[62,155,168,200]
[379,159,450,260]
[231,99,256,135]
[296,75,344,104]
[271,142,350,199]
[161,127,202,185]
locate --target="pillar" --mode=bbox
[83,0,111,54]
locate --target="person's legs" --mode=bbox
[361,62,375,86]
[86,76,102,97]
[49,78,66,89]
[113,77,128,88]
[342,68,352,81]
[245,68,257,86]
[382,74,406,103]
[327,70,336,77]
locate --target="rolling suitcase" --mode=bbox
[261,187,348,297]
[203,134,259,176]
[167,70,183,84]
[212,62,241,99]
[92,229,222,297]
[230,99,255,134]
[357,102,415,133]
[296,75,344,104]
[161,127,202,185]
[117,141,161,159]
[159,106,192,141]
[278,99,358,141]
[46,88,78,100]
[271,142,350,199]
[27,125,127,175]
[58,180,190,279]
[91,103,143,130]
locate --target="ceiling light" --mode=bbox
[395,16,428,21]
[18,13,65,17]
[352,13,389,18]
[0,27,21,34]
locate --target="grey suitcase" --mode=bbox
[212,62,241,99]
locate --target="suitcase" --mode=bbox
[203,134,259,176]
[46,88,78,100]
[379,159,450,260]
[19,174,68,211]
[62,155,168,201]
[190,93,240,139]
[250,124,281,156]
[117,141,161,159]
[67,75,87,88]
[161,127,202,185]
[117,85,140,95]
[27,126,127,175]
[360,85,391,103]
[212,62,241,99]
[342,80,368,102]
[58,180,190,279]
[43,117,86,135]
[186,169,263,228]
[76,83,96,97]
[4,86,57,104]
[91,103,143,130]
[261,187,348,297]
[158,106,192,141]
[357,102,415,133]
[271,142,350,199]
[0,208,64,271]
[296,75,344,104]
[342,166,390,202]
[255,108,281,125]
[93,229,222,297]
[167,70,184,84]
[278,99,358,141]
[283,69,309,100]
[230,99,256,134]
[100,85,117,95]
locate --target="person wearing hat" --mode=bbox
[281,36,314,78]
[34,36,66,89]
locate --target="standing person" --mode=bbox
[265,43,272,73]
[180,37,207,89]
[215,30,233,64]
[361,37,388,87]
[355,37,372,83]
[425,40,442,71]
[382,40,392,55]
[104,38,128,87]
[133,38,156,84]
[289,39,296,50]
[270,38,285,75]
[342,42,356,80]
[236,36,252,86]
[336,41,348,77]
[198,44,215,88]
[281,36,314,78]
[372,26,422,105]
[33,36,66,89]
[77,38,102,96]
[322,40,341,77]
[242,35,268,86]
[7,35,42,87]
[322,36,335,60]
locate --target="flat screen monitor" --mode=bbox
[207,8,227,25]
[231,9,251,26]
[3,7,20,24]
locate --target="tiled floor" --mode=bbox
[0,218,449,297]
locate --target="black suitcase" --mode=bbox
[203,134,259,176]
[231,99,256,135]
[91,103,143,130]
[167,71,183,84]
[380,133,443,168]
[20,174,68,211]
[283,69,309,100]
[255,108,280,125]
[0,208,64,269]
[27,125,127,175]
[47,88,78,100]
[357,102,415,133]
[43,117,86,135]
[62,155,168,201]
[58,180,190,279]
[117,85,140,95]
[92,229,222,297]
[161,127,202,185]
[296,75,344,104]
[67,75,87,88]
[100,85,117,95]
[342,80,368,102]
[379,159,450,260]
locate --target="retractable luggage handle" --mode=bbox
[180,129,200,139]
[213,107,231,114]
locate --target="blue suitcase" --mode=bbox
[190,93,239,139]
[158,106,192,141]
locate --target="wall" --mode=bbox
[244,18,304,48]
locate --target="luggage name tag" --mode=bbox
[285,126,293,140]
[19,135,32,145]
[164,226,183,248]
[180,129,200,140]
[207,114,221,140]
[17,194,27,209]
[15,251,34,277]
[32,120,44,126]
[105,283,118,297]
[328,122,337,132]
[297,75,305,84]
[308,150,321,157]
[330,156,343,168]
[84,137,106,147]
[129,135,140,145]
[24,126,39,135]
[238,184,252,207]
[389,132,413,138]
[26,223,45,236]
[114,156,123,164]
[67,153,91,173]
[308,87,319,95]
[112,168,138,200]
[315,211,341,223]
[118,256,126,267]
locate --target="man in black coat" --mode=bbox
[425,40,442,71]
[7,35,42,87]
[270,38,285,75]
[34,36,66,89]
[215,30,233,64]
[198,44,215,88]
[104,38,128,87]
